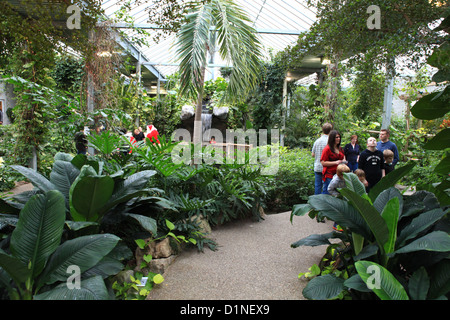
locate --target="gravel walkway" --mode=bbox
[148,211,334,300]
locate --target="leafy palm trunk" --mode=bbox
[193,65,206,146]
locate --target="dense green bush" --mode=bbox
[265,147,314,212]
[291,164,450,300]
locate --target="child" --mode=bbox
[354,169,369,189]
[327,164,351,197]
[327,164,350,232]
[383,149,395,175]
[358,137,385,191]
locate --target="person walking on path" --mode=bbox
[377,129,399,167]
[320,130,345,195]
[311,123,333,194]
[343,134,360,172]
[358,137,385,191]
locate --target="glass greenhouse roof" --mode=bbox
[100,0,317,81]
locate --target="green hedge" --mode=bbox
[264,147,314,212]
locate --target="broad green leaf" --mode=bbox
[396,208,446,247]
[69,165,114,222]
[71,154,100,173]
[82,256,125,279]
[353,244,379,261]
[428,259,450,299]
[432,69,450,83]
[401,190,440,219]
[10,165,56,192]
[427,41,450,70]
[166,219,175,231]
[34,276,109,300]
[0,249,30,284]
[37,234,120,287]
[393,231,450,255]
[434,155,450,175]
[343,172,366,197]
[424,128,450,150]
[308,194,371,239]
[101,170,156,215]
[290,203,314,223]
[373,187,403,215]
[411,87,450,120]
[49,160,80,208]
[0,199,20,215]
[135,239,146,249]
[408,267,429,300]
[339,189,389,251]
[54,152,73,162]
[344,274,372,293]
[355,261,409,300]
[126,213,157,236]
[352,232,364,256]
[302,274,345,300]
[381,197,400,254]
[291,232,332,248]
[10,191,66,279]
[368,162,415,202]
[153,274,164,284]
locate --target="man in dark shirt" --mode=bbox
[358,137,385,191]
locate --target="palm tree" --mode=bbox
[175,0,263,145]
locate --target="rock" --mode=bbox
[134,237,181,276]
[190,215,212,235]
[154,238,172,259]
[213,106,229,120]
[180,105,195,120]
[114,270,135,284]
[146,255,177,275]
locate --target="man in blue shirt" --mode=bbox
[377,129,399,167]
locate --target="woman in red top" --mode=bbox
[320,130,345,194]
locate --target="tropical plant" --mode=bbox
[411,12,450,206]
[112,271,164,300]
[291,164,450,300]
[175,0,263,144]
[0,152,161,247]
[0,190,124,300]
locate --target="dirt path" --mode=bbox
[148,211,334,300]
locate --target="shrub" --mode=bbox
[265,147,314,212]
[291,164,450,300]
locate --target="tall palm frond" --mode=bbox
[175,0,264,144]
[176,4,214,100]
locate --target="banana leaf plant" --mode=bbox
[0,152,160,237]
[0,190,123,299]
[291,163,450,300]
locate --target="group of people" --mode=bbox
[74,124,160,155]
[312,123,399,196]
[126,124,160,145]
[311,123,399,231]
